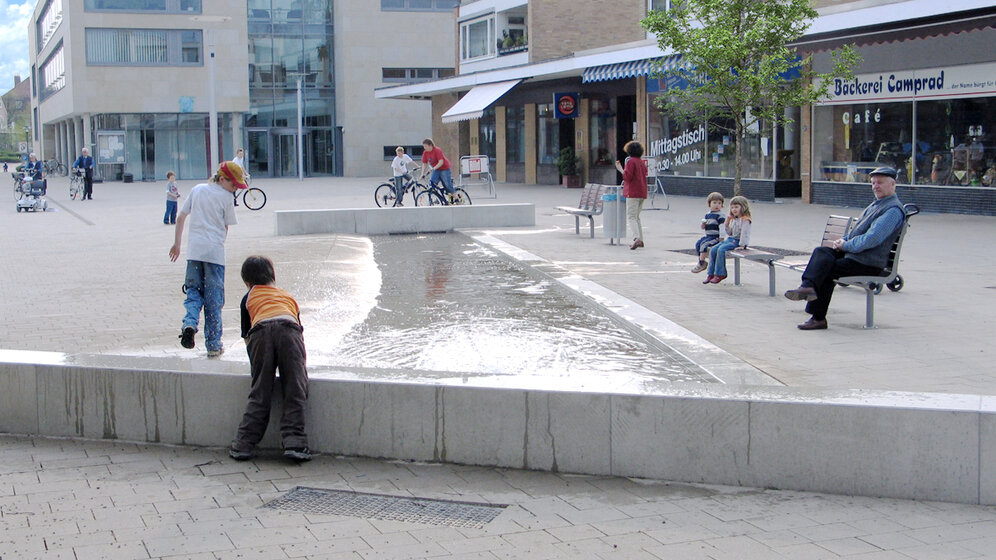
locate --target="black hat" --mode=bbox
[869,166,897,179]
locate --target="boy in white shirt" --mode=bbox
[391,146,414,205]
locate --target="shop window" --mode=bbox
[86,29,202,66]
[479,108,496,160]
[537,103,560,165]
[506,106,525,164]
[813,103,914,183]
[915,98,995,186]
[589,97,617,167]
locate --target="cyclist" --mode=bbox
[420,138,455,198]
[391,146,414,205]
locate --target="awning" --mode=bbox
[790,8,996,52]
[582,54,684,83]
[441,79,522,123]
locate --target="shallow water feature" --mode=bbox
[311,233,719,390]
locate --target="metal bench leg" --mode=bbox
[588,216,595,238]
[767,262,776,297]
[574,216,580,235]
[863,285,876,329]
[733,258,742,286]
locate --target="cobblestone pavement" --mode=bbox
[2,175,995,559]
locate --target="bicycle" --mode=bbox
[12,172,27,201]
[414,175,472,207]
[233,185,266,210]
[374,166,429,207]
[44,158,67,176]
[69,169,86,200]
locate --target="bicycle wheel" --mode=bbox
[69,180,78,200]
[375,183,399,207]
[449,188,472,206]
[415,189,444,206]
[13,183,23,201]
[57,163,67,176]
[242,187,266,210]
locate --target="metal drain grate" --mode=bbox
[263,487,507,528]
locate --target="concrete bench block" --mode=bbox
[275,204,535,236]
[0,359,39,434]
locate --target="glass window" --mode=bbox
[647,109,705,177]
[589,97,617,167]
[85,29,201,66]
[915,98,995,186]
[39,43,66,101]
[479,108,496,160]
[537,103,560,165]
[812,102,914,183]
[85,0,199,12]
[461,15,494,61]
[382,0,458,11]
[36,0,63,52]
[506,106,525,164]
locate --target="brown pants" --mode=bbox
[232,319,309,451]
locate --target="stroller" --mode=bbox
[16,178,48,212]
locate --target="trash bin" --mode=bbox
[122,172,133,183]
[602,186,626,244]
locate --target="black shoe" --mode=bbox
[229,447,253,461]
[283,447,312,462]
[179,326,196,349]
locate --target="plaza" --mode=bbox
[2,176,995,559]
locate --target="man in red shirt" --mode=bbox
[420,138,455,194]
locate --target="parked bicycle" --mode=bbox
[69,169,86,200]
[233,185,266,210]
[414,175,472,207]
[374,165,429,207]
[44,158,67,176]
[12,172,28,201]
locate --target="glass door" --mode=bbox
[275,132,298,177]
[247,129,270,177]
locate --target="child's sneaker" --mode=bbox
[206,344,225,358]
[229,447,253,461]
[691,262,708,273]
[283,447,312,462]
[179,326,196,349]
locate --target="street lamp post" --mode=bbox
[287,72,314,181]
[190,16,231,175]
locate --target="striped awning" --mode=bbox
[582,54,684,83]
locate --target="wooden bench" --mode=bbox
[555,183,606,238]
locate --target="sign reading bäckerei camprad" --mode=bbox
[815,62,995,105]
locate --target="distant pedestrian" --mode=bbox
[163,171,180,225]
[3,162,7,173]
[229,255,311,463]
[168,161,243,357]
[73,148,95,200]
[615,141,648,250]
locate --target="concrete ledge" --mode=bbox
[2,352,995,505]
[274,204,536,236]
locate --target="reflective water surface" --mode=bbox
[309,234,719,389]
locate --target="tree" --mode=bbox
[642,0,861,195]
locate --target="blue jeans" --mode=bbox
[707,238,740,277]
[430,168,454,194]
[183,260,225,351]
[164,200,177,224]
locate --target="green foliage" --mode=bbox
[642,0,861,192]
[557,146,581,176]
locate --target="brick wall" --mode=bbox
[530,0,647,62]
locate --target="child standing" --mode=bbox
[229,255,311,463]
[163,171,180,225]
[704,195,752,284]
[391,146,414,205]
[691,192,725,273]
[168,161,243,357]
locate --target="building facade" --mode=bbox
[376,0,996,215]
[29,0,458,181]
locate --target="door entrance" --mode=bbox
[244,127,338,178]
[275,132,298,177]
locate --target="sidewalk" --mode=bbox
[2,176,995,559]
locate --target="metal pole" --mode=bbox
[297,76,304,181]
[208,33,219,174]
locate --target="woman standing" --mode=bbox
[616,141,648,250]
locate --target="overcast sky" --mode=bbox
[1,1,35,92]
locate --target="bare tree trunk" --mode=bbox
[734,117,744,197]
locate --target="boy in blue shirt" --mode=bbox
[691,192,725,273]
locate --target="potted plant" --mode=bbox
[558,146,582,188]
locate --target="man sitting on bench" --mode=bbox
[784,166,905,330]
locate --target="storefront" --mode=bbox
[810,61,996,214]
